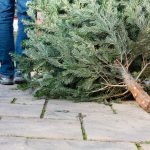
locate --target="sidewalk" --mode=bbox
[0,85,150,150]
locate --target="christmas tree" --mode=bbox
[19,0,150,111]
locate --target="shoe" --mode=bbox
[13,71,27,84]
[0,74,14,85]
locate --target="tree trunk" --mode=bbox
[120,68,150,112]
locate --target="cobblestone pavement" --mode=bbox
[0,85,150,150]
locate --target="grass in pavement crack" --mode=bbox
[135,143,143,150]
[110,105,117,114]
[78,113,87,140]
[104,100,117,114]
[11,98,17,104]
[40,99,49,119]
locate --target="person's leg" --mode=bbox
[14,0,31,84]
[0,0,15,78]
[16,0,31,55]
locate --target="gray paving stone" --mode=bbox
[45,100,112,120]
[0,91,28,98]
[0,137,26,150]
[0,103,42,118]
[14,96,45,105]
[26,139,137,150]
[0,87,33,98]
[0,137,137,150]
[0,96,45,105]
[0,117,82,140]
[113,102,150,119]
[141,144,150,150]
[0,85,44,105]
[84,103,150,142]
[0,85,16,90]
[0,98,12,103]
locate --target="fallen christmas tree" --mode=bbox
[19,0,150,112]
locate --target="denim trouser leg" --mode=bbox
[16,0,31,56]
[0,0,15,77]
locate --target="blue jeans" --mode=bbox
[0,0,31,77]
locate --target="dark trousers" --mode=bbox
[0,0,31,77]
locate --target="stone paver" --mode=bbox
[113,102,150,119]
[0,92,29,98]
[0,137,26,150]
[0,117,82,140]
[0,84,44,105]
[141,144,150,150]
[45,100,112,120]
[26,140,137,150]
[0,85,33,98]
[1,84,150,149]
[0,103,43,118]
[0,97,45,105]
[0,85,16,91]
[84,103,150,142]
[0,98,12,103]
[15,97,45,105]
[0,137,137,150]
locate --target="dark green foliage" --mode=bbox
[19,0,150,101]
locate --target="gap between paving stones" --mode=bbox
[135,143,143,150]
[0,134,147,144]
[103,100,118,114]
[135,141,150,150]
[0,135,83,141]
[10,98,17,104]
[78,113,87,141]
[40,99,49,119]
[0,133,149,150]
[0,134,81,141]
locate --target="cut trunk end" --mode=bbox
[120,68,150,112]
